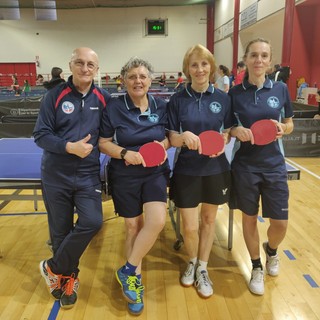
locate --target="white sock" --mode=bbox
[197,260,208,274]
[189,257,197,265]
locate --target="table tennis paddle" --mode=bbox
[198,130,225,156]
[139,142,166,167]
[250,119,278,145]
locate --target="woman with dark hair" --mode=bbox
[11,75,20,95]
[214,65,230,92]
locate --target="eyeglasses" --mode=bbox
[72,60,98,71]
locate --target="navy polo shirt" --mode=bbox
[167,83,233,176]
[228,77,294,172]
[100,93,169,175]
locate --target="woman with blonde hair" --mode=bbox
[167,44,233,298]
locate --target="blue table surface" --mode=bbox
[0,138,108,180]
[0,138,299,181]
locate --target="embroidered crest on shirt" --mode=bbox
[62,101,75,114]
[148,114,159,123]
[267,97,280,109]
[209,102,222,114]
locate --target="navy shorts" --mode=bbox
[109,171,169,218]
[230,169,289,220]
[169,171,231,208]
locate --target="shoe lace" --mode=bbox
[252,269,264,282]
[196,271,213,287]
[184,262,195,277]
[62,273,79,296]
[135,285,144,303]
[126,275,138,292]
[47,266,62,290]
[268,254,279,267]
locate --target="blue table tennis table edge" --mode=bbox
[0,138,301,251]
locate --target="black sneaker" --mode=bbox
[39,260,62,300]
[60,274,79,309]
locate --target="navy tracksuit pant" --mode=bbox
[42,182,103,277]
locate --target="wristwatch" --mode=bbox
[120,148,128,160]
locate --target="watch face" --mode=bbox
[120,148,127,159]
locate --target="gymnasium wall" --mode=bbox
[0,5,207,77]
[291,3,320,90]
[214,0,286,73]
[1,0,318,94]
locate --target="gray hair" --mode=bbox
[120,57,154,79]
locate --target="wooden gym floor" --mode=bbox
[0,156,319,320]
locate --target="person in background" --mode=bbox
[268,64,280,81]
[159,72,166,87]
[232,61,246,86]
[228,38,294,296]
[34,47,111,309]
[115,75,122,92]
[99,57,170,316]
[214,65,230,92]
[22,79,31,96]
[174,71,185,92]
[167,44,233,299]
[36,74,44,86]
[11,75,20,95]
[314,90,320,119]
[43,67,65,90]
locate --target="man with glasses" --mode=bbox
[34,47,111,309]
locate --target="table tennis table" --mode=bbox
[0,138,109,213]
[0,138,301,251]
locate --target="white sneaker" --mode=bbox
[194,270,213,298]
[249,268,264,295]
[180,262,196,287]
[263,242,280,276]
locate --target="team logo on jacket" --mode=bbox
[62,101,75,114]
[209,102,222,113]
[267,96,280,108]
[148,114,159,123]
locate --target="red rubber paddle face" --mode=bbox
[250,119,278,145]
[198,130,225,156]
[139,142,166,167]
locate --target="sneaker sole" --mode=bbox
[60,302,76,309]
[194,284,213,299]
[180,279,194,287]
[127,303,144,316]
[249,287,264,296]
[39,261,60,300]
[115,271,136,304]
[196,290,213,299]
[266,270,279,277]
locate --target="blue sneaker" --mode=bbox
[128,282,144,315]
[115,267,138,303]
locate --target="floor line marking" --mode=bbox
[48,300,60,320]
[286,158,320,180]
[303,274,319,288]
[283,250,296,260]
